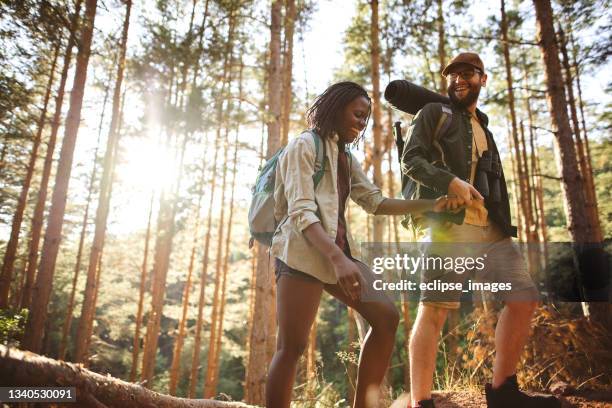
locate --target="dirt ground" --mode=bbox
[390,389,612,408]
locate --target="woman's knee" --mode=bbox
[276,337,309,360]
[368,301,400,333]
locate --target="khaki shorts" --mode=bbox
[419,222,539,309]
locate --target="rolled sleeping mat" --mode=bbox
[384,80,450,115]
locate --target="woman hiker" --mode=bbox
[266,81,462,408]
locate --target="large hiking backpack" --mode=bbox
[248,130,326,247]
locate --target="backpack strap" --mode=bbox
[431,104,452,168]
[310,131,326,187]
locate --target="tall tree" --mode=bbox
[168,144,207,395]
[558,26,602,242]
[0,41,60,308]
[22,0,98,353]
[57,79,110,360]
[370,0,384,242]
[73,0,132,364]
[436,0,447,94]
[533,0,609,326]
[129,192,155,382]
[500,0,537,244]
[20,0,84,311]
[280,0,296,145]
[245,1,282,403]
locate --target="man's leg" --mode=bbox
[491,300,538,388]
[409,303,450,406]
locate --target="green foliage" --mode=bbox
[0,308,28,346]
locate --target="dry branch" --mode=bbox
[0,345,258,408]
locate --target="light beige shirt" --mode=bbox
[464,114,489,226]
[270,131,385,284]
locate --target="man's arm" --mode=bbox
[400,103,457,194]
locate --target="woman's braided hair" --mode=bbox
[306,81,371,144]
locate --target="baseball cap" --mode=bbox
[442,52,485,76]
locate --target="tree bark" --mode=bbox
[370,0,384,242]
[129,192,155,382]
[0,345,258,408]
[558,26,602,242]
[245,2,282,404]
[168,148,207,395]
[58,79,110,361]
[280,0,296,146]
[436,0,447,94]
[533,0,610,327]
[0,41,60,308]
[188,10,236,397]
[203,126,232,399]
[22,0,98,354]
[73,0,131,364]
[533,0,589,242]
[20,0,84,311]
[501,0,536,244]
[207,132,239,396]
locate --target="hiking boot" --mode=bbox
[411,399,435,408]
[485,374,561,408]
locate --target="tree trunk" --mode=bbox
[245,2,282,404]
[207,133,239,396]
[243,247,257,401]
[168,148,207,395]
[436,0,447,94]
[370,0,384,242]
[129,192,155,382]
[0,345,258,408]
[558,27,602,242]
[568,28,598,225]
[533,0,590,241]
[57,80,110,361]
[305,318,317,398]
[500,0,536,244]
[203,127,232,398]
[22,0,98,354]
[533,0,610,327]
[0,41,60,308]
[20,0,84,311]
[73,0,131,364]
[280,0,296,146]
[188,11,236,397]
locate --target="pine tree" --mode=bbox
[23,0,99,354]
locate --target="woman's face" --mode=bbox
[336,96,370,144]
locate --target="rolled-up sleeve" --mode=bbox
[349,153,385,214]
[279,136,321,232]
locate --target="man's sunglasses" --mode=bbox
[447,69,482,81]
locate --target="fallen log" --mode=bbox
[0,345,258,408]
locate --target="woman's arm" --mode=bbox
[302,222,363,301]
[374,196,464,216]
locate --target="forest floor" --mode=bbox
[390,389,612,408]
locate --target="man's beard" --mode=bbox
[448,83,481,108]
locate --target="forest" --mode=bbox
[0,0,610,407]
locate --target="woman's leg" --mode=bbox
[265,274,323,408]
[324,262,400,408]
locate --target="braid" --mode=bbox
[306,81,371,142]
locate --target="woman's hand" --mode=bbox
[330,253,365,301]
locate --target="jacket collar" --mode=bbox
[449,101,489,127]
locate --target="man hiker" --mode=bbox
[401,52,561,408]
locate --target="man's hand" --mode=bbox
[330,253,365,301]
[433,195,465,212]
[447,177,483,206]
